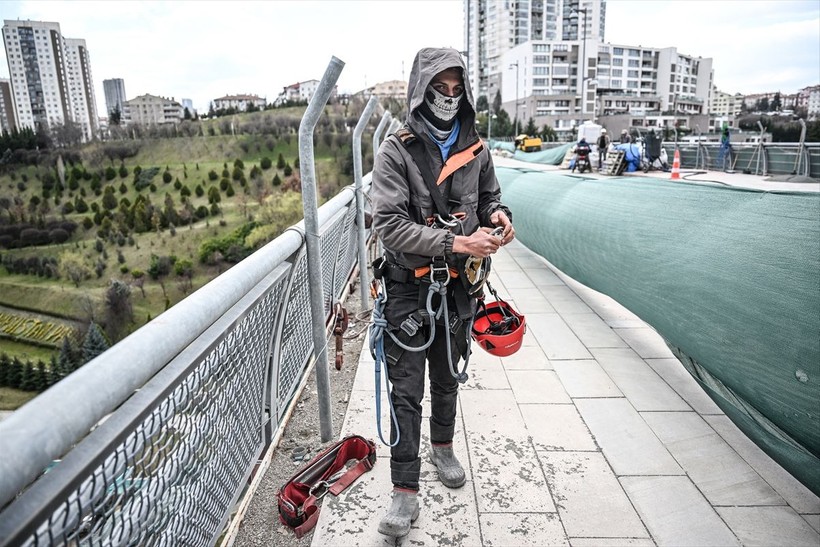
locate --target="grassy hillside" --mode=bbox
[0,105,373,381]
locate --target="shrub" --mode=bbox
[163,171,173,184]
[260,157,272,169]
[208,169,218,181]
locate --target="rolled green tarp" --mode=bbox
[513,142,573,165]
[497,167,820,495]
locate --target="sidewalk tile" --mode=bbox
[506,287,556,313]
[704,415,820,514]
[461,390,555,513]
[804,514,820,534]
[501,345,552,370]
[498,270,536,289]
[539,451,648,538]
[575,399,682,476]
[570,539,656,547]
[591,348,690,411]
[507,370,571,404]
[552,360,622,398]
[520,404,597,451]
[463,364,510,390]
[613,327,674,359]
[527,314,593,360]
[562,313,630,349]
[645,358,723,415]
[525,268,566,287]
[479,513,568,546]
[538,285,595,314]
[716,506,820,547]
[621,476,740,547]
[642,412,784,506]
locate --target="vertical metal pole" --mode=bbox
[298,55,344,443]
[373,111,392,160]
[353,95,379,312]
[388,119,401,135]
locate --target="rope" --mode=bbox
[368,273,472,447]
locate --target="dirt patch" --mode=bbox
[230,280,371,547]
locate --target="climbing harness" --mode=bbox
[472,281,527,357]
[278,435,376,538]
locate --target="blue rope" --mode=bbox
[370,289,401,447]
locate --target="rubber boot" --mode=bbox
[378,488,420,538]
[430,443,466,488]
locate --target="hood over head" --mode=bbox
[407,47,475,130]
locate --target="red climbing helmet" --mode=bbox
[471,298,526,357]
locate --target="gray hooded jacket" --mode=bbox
[371,47,511,272]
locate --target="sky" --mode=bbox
[1,0,818,116]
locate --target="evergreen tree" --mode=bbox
[83,322,110,363]
[8,358,24,389]
[57,336,78,378]
[20,361,36,391]
[0,353,10,387]
[48,355,61,386]
[36,360,49,391]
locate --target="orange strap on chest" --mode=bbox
[436,141,484,185]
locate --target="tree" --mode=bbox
[492,90,502,115]
[525,117,538,136]
[476,95,488,113]
[59,251,92,287]
[183,107,192,120]
[103,279,133,341]
[57,336,79,379]
[771,92,782,112]
[83,322,110,362]
[109,106,122,126]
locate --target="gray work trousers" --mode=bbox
[382,281,468,490]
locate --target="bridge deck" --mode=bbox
[309,237,820,546]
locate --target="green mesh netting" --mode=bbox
[497,167,820,495]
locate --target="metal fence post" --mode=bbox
[298,56,344,443]
[352,95,379,312]
[373,111,392,160]
[388,119,401,135]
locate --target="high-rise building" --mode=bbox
[1,19,98,141]
[0,78,15,132]
[464,0,606,102]
[103,78,127,117]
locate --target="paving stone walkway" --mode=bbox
[311,240,820,546]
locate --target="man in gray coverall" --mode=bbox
[371,47,514,539]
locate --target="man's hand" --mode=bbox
[452,229,501,258]
[490,210,515,245]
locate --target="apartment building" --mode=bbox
[710,88,744,117]
[464,0,606,102]
[212,94,266,112]
[103,78,127,116]
[275,80,328,106]
[1,19,98,141]
[501,39,712,133]
[0,78,15,132]
[63,38,98,141]
[122,94,183,125]
[361,80,408,100]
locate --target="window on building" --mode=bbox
[628,70,639,78]
[613,47,624,55]
[628,59,639,67]
[613,58,623,66]
[629,49,640,57]
[612,69,622,76]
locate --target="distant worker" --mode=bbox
[718,123,733,171]
[620,128,630,144]
[597,128,610,170]
[572,137,592,173]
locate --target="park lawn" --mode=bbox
[0,386,39,411]
[0,338,56,363]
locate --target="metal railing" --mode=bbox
[0,59,387,547]
[678,141,819,178]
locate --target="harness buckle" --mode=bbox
[434,214,459,228]
[309,480,330,500]
[430,257,451,286]
[400,313,423,337]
